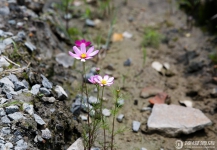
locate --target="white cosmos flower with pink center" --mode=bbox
[69,43,99,62]
[95,75,114,86]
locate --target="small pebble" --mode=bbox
[117,114,124,123]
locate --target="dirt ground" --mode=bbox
[76,0,217,149]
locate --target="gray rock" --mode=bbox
[3,38,13,46]
[141,107,152,112]
[117,99,124,106]
[0,143,6,150]
[91,148,100,150]
[55,53,74,68]
[124,58,131,66]
[5,105,19,114]
[15,139,27,150]
[102,109,111,117]
[88,96,99,104]
[117,114,124,123]
[147,104,212,137]
[16,22,24,29]
[5,92,13,99]
[5,142,13,149]
[23,103,34,115]
[37,135,44,142]
[41,128,51,139]
[0,6,10,16]
[14,81,26,91]
[64,13,72,20]
[8,74,19,83]
[0,30,13,38]
[85,19,95,27]
[1,127,11,135]
[8,112,25,121]
[1,116,11,124]
[31,84,41,95]
[0,139,4,143]
[0,108,6,116]
[42,97,56,103]
[54,85,68,100]
[21,80,29,89]
[39,87,50,96]
[0,56,10,67]
[41,75,52,89]
[80,115,87,121]
[132,121,141,132]
[17,31,26,40]
[34,114,45,125]
[0,43,6,53]
[67,138,84,150]
[2,84,16,95]
[8,20,16,25]
[0,98,7,104]
[0,77,14,88]
[25,41,36,51]
[85,72,94,83]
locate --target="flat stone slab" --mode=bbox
[147,104,212,137]
[67,138,84,150]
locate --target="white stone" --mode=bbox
[23,103,34,115]
[102,109,111,117]
[179,100,193,107]
[31,84,41,95]
[0,77,14,88]
[163,62,170,70]
[88,96,99,104]
[56,53,74,68]
[132,121,141,132]
[54,85,68,100]
[151,61,163,72]
[67,138,84,150]
[147,104,212,137]
[123,31,133,38]
[0,56,10,67]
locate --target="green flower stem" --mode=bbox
[100,86,106,150]
[82,62,91,150]
[111,90,120,150]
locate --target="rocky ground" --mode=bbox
[0,0,217,150]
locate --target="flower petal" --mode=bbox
[97,75,102,81]
[73,46,82,55]
[86,41,91,46]
[104,75,109,80]
[85,56,93,60]
[81,59,86,62]
[81,43,86,53]
[89,50,99,57]
[86,46,94,55]
[69,51,80,59]
[107,77,114,82]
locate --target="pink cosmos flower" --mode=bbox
[95,75,114,86]
[88,75,99,84]
[75,39,91,47]
[69,43,99,62]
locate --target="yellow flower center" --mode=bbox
[101,79,107,85]
[81,53,87,58]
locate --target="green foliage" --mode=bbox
[209,53,217,64]
[142,47,147,67]
[67,27,81,41]
[0,100,23,108]
[142,27,161,48]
